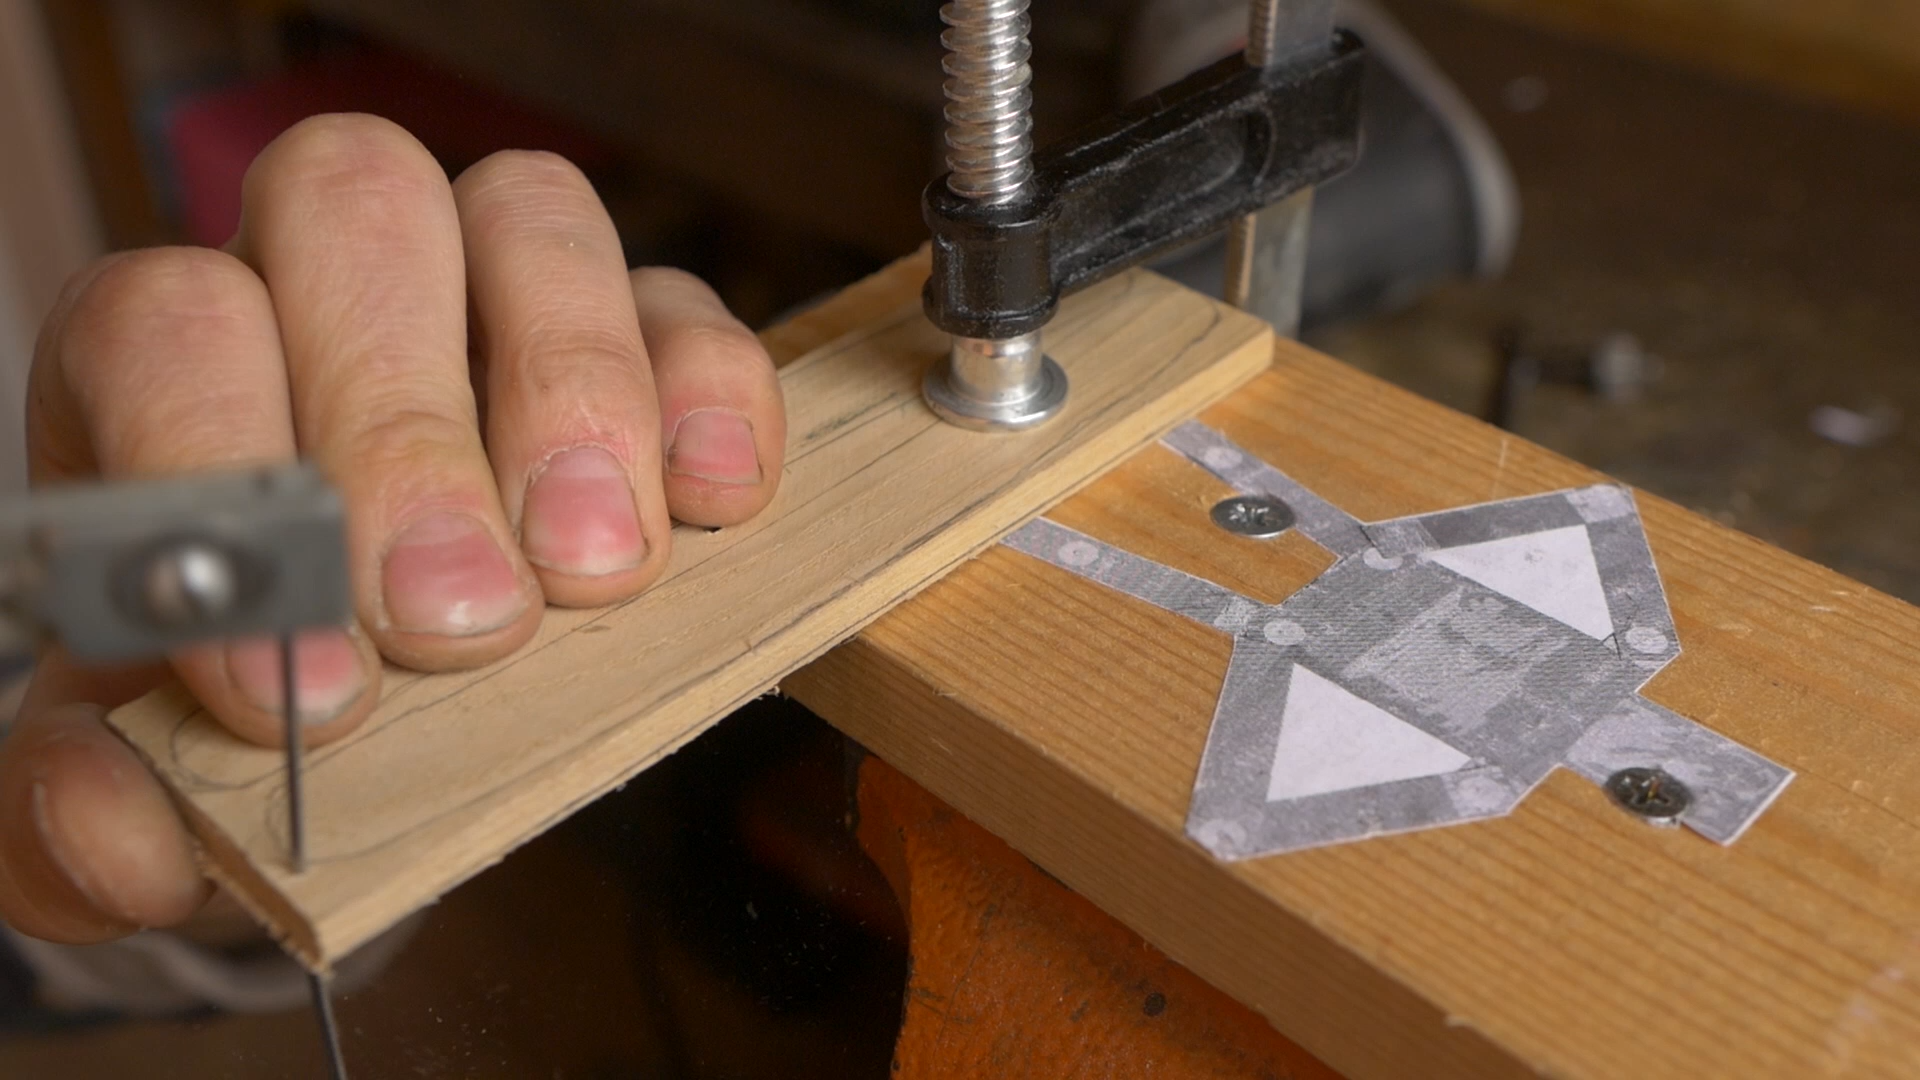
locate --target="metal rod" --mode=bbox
[309,970,349,1080]
[289,640,347,1077]
[1226,188,1315,337]
[282,632,306,873]
[1222,215,1257,309]
[1246,0,1283,66]
[1222,0,1337,336]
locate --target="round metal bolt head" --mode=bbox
[1210,495,1294,539]
[1605,766,1692,826]
[141,539,241,629]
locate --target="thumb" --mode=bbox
[0,663,209,943]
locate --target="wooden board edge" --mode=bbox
[108,700,330,970]
[785,637,1536,1080]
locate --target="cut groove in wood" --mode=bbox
[105,252,1272,968]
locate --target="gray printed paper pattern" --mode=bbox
[1003,421,1792,859]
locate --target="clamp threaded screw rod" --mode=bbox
[924,0,1068,432]
[940,0,1034,204]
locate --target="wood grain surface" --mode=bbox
[105,252,1271,968]
[786,320,1920,1073]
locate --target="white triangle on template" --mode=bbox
[1427,524,1615,640]
[1266,666,1472,802]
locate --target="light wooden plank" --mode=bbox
[105,252,1272,968]
[787,341,1920,1078]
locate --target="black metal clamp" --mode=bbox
[923,32,1365,345]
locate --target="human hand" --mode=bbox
[0,114,786,943]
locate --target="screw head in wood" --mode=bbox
[1605,766,1692,826]
[1210,495,1294,539]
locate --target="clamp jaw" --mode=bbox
[924,37,1364,343]
[921,1,1363,431]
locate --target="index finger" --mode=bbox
[29,246,381,748]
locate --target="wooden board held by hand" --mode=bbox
[104,254,1270,968]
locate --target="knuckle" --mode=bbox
[657,322,772,376]
[32,253,125,374]
[630,265,717,301]
[72,247,258,315]
[267,112,423,168]
[340,402,481,476]
[250,113,444,206]
[507,330,645,389]
[629,267,771,376]
[32,248,281,477]
[109,420,250,474]
[455,150,608,247]
[59,248,266,375]
[459,149,590,202]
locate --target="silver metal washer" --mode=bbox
[925,330,1068,432]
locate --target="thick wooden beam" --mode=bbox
[104,252,1270,968]
[784,291,1920,1074]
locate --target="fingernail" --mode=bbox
[668,408,761,485]
[226,629,366,724]
[382,512,526,636]
[522,447,647,577]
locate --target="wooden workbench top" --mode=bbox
[782,265,1920,1078]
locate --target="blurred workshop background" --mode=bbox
[1,0,1917,1076]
